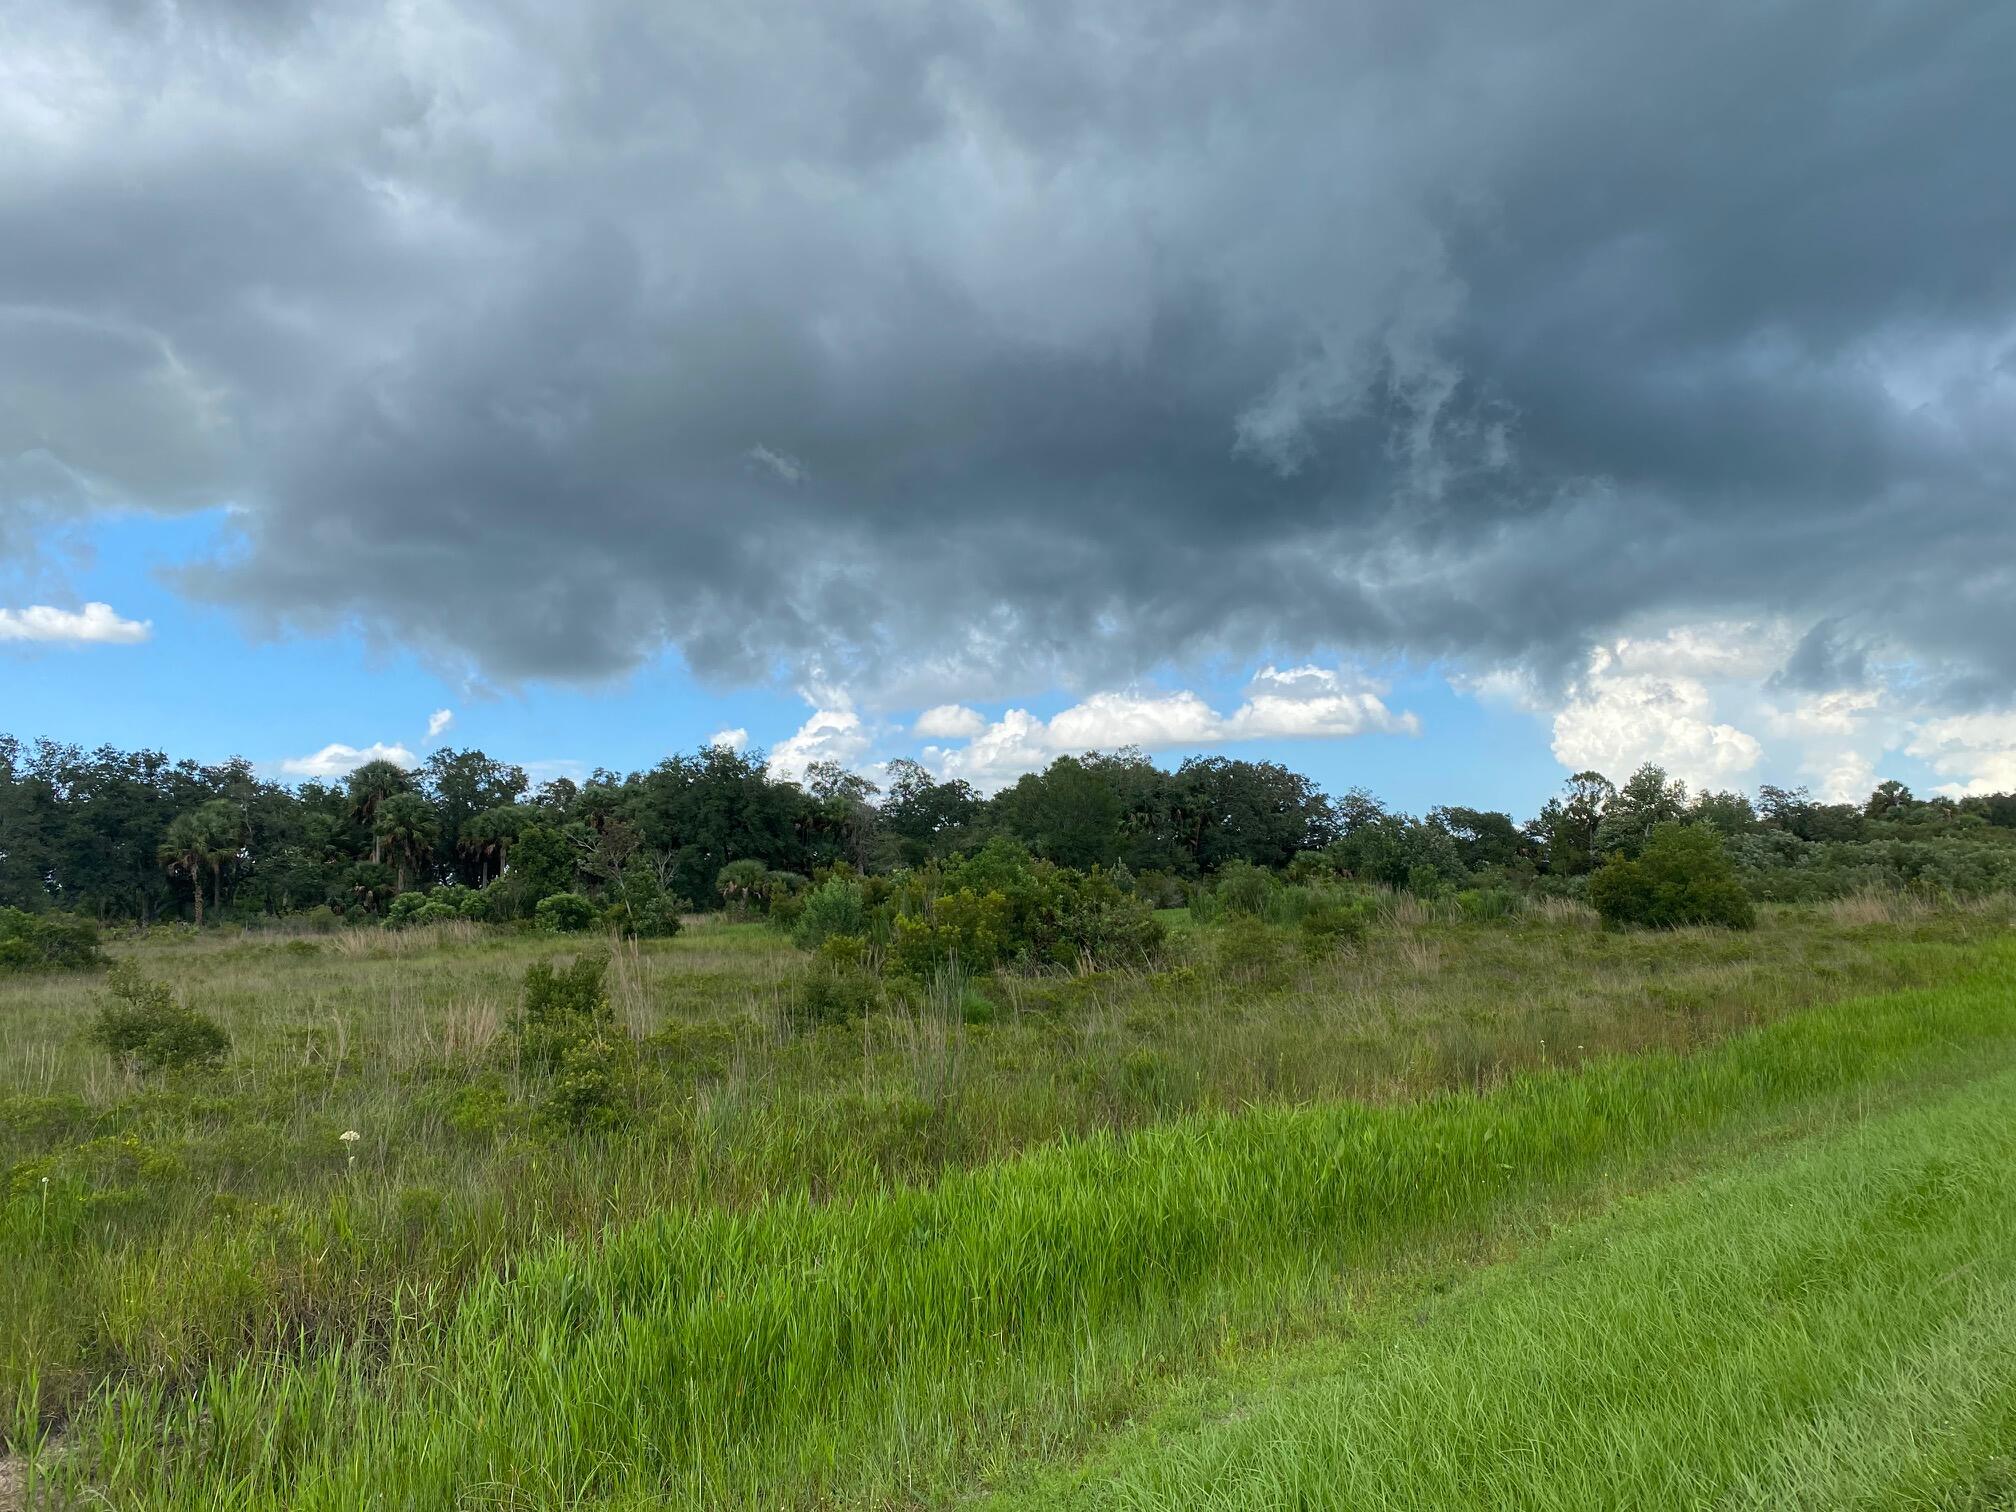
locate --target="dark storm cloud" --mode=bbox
[4,0,2012,703]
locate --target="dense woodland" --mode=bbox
[4,731,2016,929]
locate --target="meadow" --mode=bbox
[4,892,2015,1505]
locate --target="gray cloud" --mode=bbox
[3,0,2012,707]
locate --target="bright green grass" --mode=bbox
[10,901,1992,1439]
[1003,1061,2016,1510]
[43,940,2016,1508]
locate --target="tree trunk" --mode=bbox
[192,875,204,929]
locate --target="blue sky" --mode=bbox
[0,509,1575,815]
[0,509,1955,818]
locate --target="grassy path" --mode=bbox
[993,1062,2016,1509]
[30,940,2016,1507]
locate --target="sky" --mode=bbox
[3,0,2013,817]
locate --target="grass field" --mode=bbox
[4,894,2014,1505]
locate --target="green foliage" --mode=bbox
[605,893,682,940]
[792,876,868,951]
[1213,861,1277,917]
[790,962,880,1032]
[1298,898,1372,959]
[515,955,613,1069]
[715,859,771,914]
[892,888,1012,977]
[89,960,229,1073]
[507,825,577,909]
[512,954,633,1126]
[71,962,2016,1508]
[1453,887,1520,921]
[1215,914,1283,983]
[0,908,104,974]
[533,892,599,934]
[382,892,460,929]
[543,1031,636,1131]
[1589,824,1757,931]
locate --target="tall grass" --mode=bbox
[1017,1062,2016,1510]
[51,940,2016,1507]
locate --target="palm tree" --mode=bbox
[372,792,440,894]
[158,813,208,927]
[193,799,246,917]
[459,805,518,886]
[347,760,413,864]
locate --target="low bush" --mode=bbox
[790,964,880,1032]
[0,907,106,973]
[534,892,600,934]
[383,893,461,929]
[89,960,229,1073]
[1589,823,1757,931]
[792,876,869,951]
[1299,898,1373,959]
[512,954,634,1127]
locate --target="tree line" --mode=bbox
[3,730,2014,927]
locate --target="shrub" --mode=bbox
[792,877,868,951]
[1454,887,1520,921]
[534,892,600,934]
[715,858,770,914]
[543,1031,636,1130]
[1405,862,1447,899]
[1044,867,1166,969]
[0,908,106,974]
[790,964,880,1032]
[605,894,682,940]
[515,955,613,1071]
[1213,861,1277,917]
[90,960,229,1073]
[1214,914,1283,983]
[1589,823,1757,931]
[891,887,1012,978]
[384,893,460,929]
[1298,899,1371,959]
[512,955,634,1126]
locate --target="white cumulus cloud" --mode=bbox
[1906,711,2016,797]
[708,727,750,751]
[929,665,1417,789]
[767,701,870,784]
[280,742,418,780]
[1549,642,1763,789]
[913,703,988,739]
[0,601,152,645]
[427,708,455,738]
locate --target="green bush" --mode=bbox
[1298,899,1371,959]
[384,893,461,929]
[1454,887,1520,921]
[891,887,1011,977]
[790,964,880,1032]
[512,954,634,1127]
[1215,914,1283,983]
[1213,861,1278,917]
[605,894,682,940]
[534,892,600,934]
[0,908,106,974]
[89,960,230,1073]
[792,876,868,951]
[1589,823,1757,931]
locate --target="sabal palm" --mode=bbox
[373,793,440,893]
[193,799,246,915]
[158,814,209,927]
[347,760,413,863]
